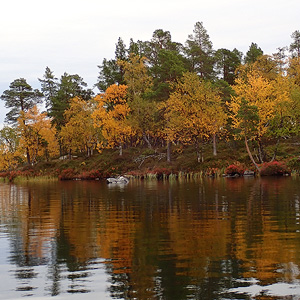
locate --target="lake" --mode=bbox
[1,177,300,299]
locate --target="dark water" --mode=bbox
[1,177,300,299]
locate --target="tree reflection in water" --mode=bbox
[0,177,300,299]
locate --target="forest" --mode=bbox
[1,21,300,179]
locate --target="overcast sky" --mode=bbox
[0,0,299,125]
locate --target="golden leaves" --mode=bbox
[229,69,294,139]
[103,84,128,106]
[118,53,152,98]
[17,106,59,164]
[92,84,134,151]
[60,97,98,155]
[164,72,226,145]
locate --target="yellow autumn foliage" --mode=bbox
[164,72,226,145]
[92,85,134,152]
[229,70,292,140]
[60,97,99,156]
[0,145,19,170]
[119,54,159,143]
[102,84,128,108]
[118,54,152,98]
[17,106,59,164]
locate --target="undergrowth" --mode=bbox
[0,139,299,182]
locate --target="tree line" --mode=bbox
[1,22,300,171]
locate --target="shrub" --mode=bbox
[259,161,290,176]
[0,169,39,182]
[8,171,21,182]
[78,169,103,180]
[21,169,36,178]
[0,171,10,178]
[287,157,300,173]
[206,167,219,177]
[142,148,156,156]
[59,168,77,180]
[225,164,244,176]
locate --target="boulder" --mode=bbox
[107,176,129,184]
[243,170,255,176]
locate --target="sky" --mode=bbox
[0,0,299,125]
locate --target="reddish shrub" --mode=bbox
[0,172,9,178]
[78,170,103,180]
[21,169,36,177]
[225,164,244,176]
[0,169,38,182]
[8,171,20,182]
[59,168,77,180]
[260,161,290,176]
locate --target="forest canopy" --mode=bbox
[1,22,300,173]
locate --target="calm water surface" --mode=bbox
[1,177,300,299]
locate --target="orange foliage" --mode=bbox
[17,105,59,164]
[92,85,134,152]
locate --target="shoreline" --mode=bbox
[0,169,296,184]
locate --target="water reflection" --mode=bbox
[0,177,300,299]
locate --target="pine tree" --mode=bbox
[1,78,43,125]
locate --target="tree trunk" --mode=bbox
[212,134,217,156]
[271,137,280,162]
[23,119,31,165]
[167,141,171,162]
[258,139,266,163]
[26,147,31,165]
[45,148,49,162]
[119,144,123,156]
[195,142,203,163]
[143,133,152,149]
[245,136,260,172]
